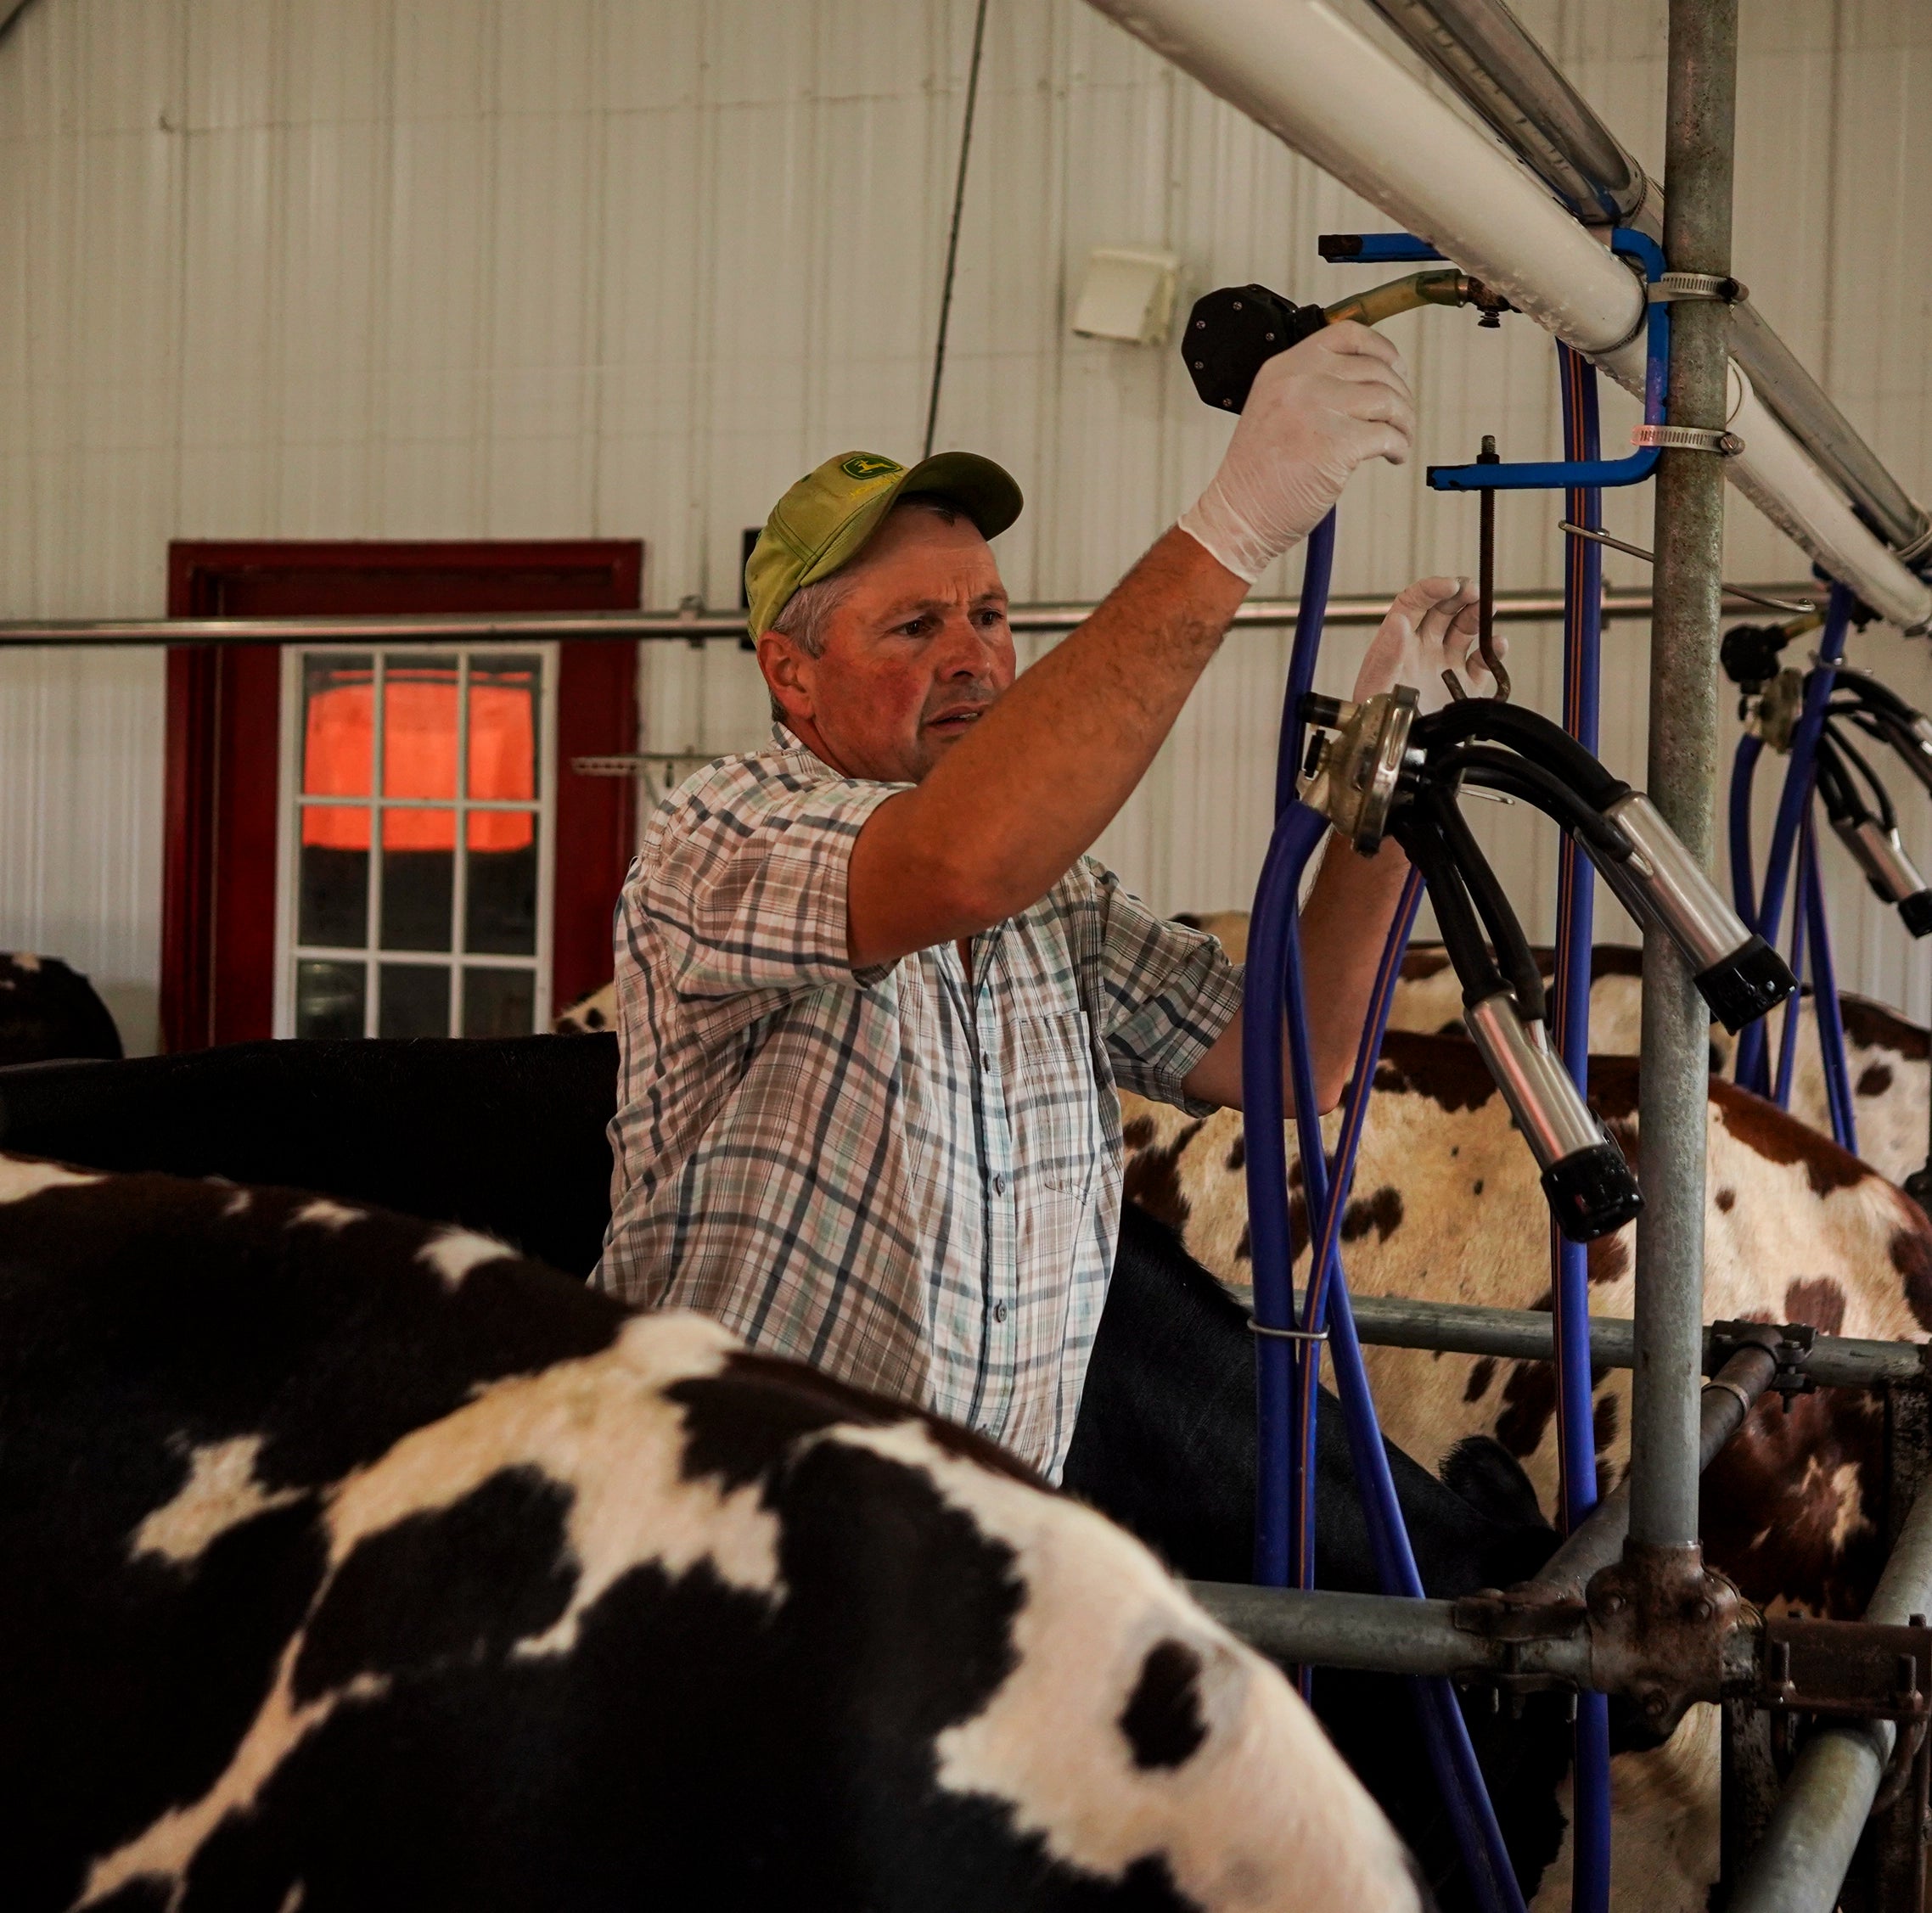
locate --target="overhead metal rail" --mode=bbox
[1084,0,1932,633]
[0,585,1814,648]
[1361,0,1932,562]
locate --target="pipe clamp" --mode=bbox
[1247,1317,1328,1344]
[1631,424,1745,457]
[1647,272,1747,304]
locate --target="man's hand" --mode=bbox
[1182,569,1491,1115]
[1351,575,1496,713]
[1178,322,1415,584]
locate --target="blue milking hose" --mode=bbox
[1553,339,1612,1913]
[1737,582,1856,1094]
[1244,509,1525,1913]
[1803,803,1858,1152]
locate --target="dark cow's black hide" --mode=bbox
[0,1035,613,1274]
[0,954,121,1066]
[2,1166,1301,1913]
[1,1036,1569,1904]
[1070,1205,1571,1909]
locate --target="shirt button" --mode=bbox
[993,1301,1008,1324]
[992,1173,1008,1196]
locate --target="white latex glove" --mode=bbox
[1351,575,1500,715]
[1178,321,1415,584]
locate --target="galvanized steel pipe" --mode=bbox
[1628,0,1737,1557]
[1219,1285,1927,1393]
[1188,1584,1596,1686]
[1081,0,1932,630]
[1361,0,1929,557]
[1726,1484,1932,1913]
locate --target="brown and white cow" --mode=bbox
[1387,942,1932,1189]
[1174,912,1931,1187]
[1120,1034,1932,1912]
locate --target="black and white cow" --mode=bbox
[0,1034,615,1275]
[0,1153,1425,1913]
[2,1039,1574,1906]
[0,953,121,1066]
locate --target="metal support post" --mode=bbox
[1629,0,1738,1561]
[1727,1484,1932,1913]
[1843,1382,1932,1911]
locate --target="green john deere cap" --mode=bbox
[745,449,1024,638]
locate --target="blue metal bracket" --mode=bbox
[1317,232,1446,265]
[1427,229,1669,493]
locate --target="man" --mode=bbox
[597,323,1494,1479]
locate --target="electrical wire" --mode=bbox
[921,0,991,459]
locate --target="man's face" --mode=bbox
[759,506,1015,785]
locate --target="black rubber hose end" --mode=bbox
[1696,935,1798,1034]
[1542,1144,1644,1243]
[1902,892,1932,940]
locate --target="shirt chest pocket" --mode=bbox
[1010,1010,1101,1203]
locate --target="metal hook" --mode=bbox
[1477,436,1511,701]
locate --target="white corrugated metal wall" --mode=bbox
[3,0,1930,1056]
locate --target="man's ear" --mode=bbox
[757,633,813,728]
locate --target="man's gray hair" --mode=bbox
[764,492,963,722]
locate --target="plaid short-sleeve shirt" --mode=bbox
[594,725,1242,1480]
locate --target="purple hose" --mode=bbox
[1802,803,1857,1152]
[1737,583,1856,1093]
[1553,339,1614,1913]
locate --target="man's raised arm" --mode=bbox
[846,321,1414,969]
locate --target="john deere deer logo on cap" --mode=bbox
[840,453,903,481]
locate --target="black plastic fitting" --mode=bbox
[1901,891,1932,940]
[1695,935,1799,1035]
[1542,1144,1645,1245]
[1720,621,1793,689]
[1181,284,1327,414]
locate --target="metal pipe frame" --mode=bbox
[1361,0,1930,558]
[1191,1583,1596,1686]
[1629,0,1737,1561]
[1726,1483,1932,1913]
[1219,1284,1925,1394]
[0,586,1811,649]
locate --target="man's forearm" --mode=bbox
[1180,836,1412,1114]
[848,529,1247,965]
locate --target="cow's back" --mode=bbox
[0,1033,617,1276]
[0,1157,1419,1913]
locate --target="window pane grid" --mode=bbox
[285,644,548,1042]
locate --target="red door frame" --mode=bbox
[164,541,643,1052]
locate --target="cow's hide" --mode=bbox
[553,980,617,1036]
[1387,942,1931,1187]
[1120,1033,1932,1912]
[0,1153,1422,1913]
[1174,909,1929,1188]
[0,952,121,1066]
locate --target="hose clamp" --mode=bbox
[1631,423,1745,457]
[1894,513,1932,568]
[1247,1317,1328,1344]
[1648,272,1747,304]
[1705,1374,1757,1417]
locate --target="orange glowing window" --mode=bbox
[300,668,536,852]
